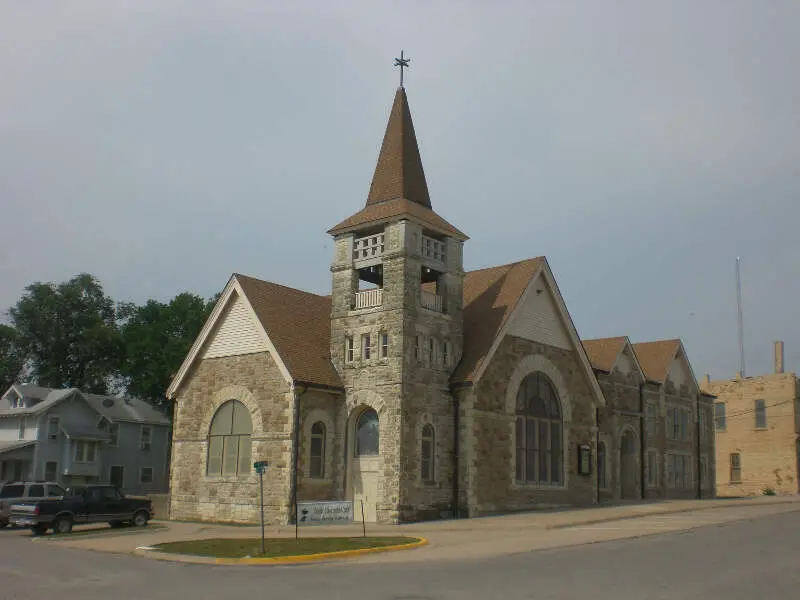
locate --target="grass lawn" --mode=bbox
[152,536,420,558]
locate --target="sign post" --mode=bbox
[253,461,268,555]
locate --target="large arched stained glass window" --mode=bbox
[514,372,563,484]
[355,409,379,456]
[207,400,252,477]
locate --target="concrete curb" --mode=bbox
[134,537,429,566]
[546,497,800,530]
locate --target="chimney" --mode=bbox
[774,340,785,374]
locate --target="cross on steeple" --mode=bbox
[394,50,410,87]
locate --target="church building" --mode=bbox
[166,82,714,524]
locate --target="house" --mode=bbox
[166,83,715,525]
[701,341,800,496]
[0,384,170,494]
[583,337,716,502]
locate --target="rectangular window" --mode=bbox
[109,423,119,447]
[666,453,675,488]
[140,467,154,484]
[74,441,97,463]
[362,334,371,360]
[140,426,152,451]
[647,451,659,487]
[345,336,354,363]
[645,403,656,439]
[714,402,726,431]
[730,453,742,483]
[44,461,58,482]
[428,338,436,364]
[18,417,26,440]
[48,416,60,442]
[441,341,449,367]
[754,399,767,429]
[680,410,689,441]
[415,335,422,362]
[381,332,388,358]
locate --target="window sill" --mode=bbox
[204,475,257,483]
[754,427,768,431]
[511,481,567,491]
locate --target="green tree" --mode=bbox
[0,324,26,391]
[8,273,122,393]
[119,292,215,405]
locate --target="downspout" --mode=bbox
[696,393,702,499]
[289,383,307,525]
[595,407,600,504]
[639,382,646,500]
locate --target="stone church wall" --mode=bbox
[466,335,598,515]
[296,391,346,502]
[169,351,294,524]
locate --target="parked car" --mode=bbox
[8,484,152,535]
[0,481,66,528]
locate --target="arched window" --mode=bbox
[207,400,252,477]
[514,372,563,484]
[355,409,379,456]
[598,441,607,488]
[421,424,435,483]
[309,421,326,478]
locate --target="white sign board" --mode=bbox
[297,500,354,525]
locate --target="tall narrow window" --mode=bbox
[680,410,689,441]
[597,442,607,488]
[754,400,767,429]
[381,332,389,358]
[647,451,659,487]
[428,338,436,364]
[729,453,742,483]
[362,334,371,360]
[345,337,354,363]
[109,423,119,447]
[309,422,326,478]
[140,426,152,451]
[514,372,563,485]
[645,403,656,438]
[207,400,253,477]
[442,341,449,367]
[421,424,435,483]
[415,335,422,362]
[714,402,726,431]
[48,416,60,442]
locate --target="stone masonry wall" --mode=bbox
[169,352,294,524]
[467,336,598,514]
[706,373,799,496]
[296,391,346,502]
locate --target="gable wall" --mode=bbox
[507,284,571,350]
[466,335,597,514]
[169,351,294,524]
[202,292,268,359]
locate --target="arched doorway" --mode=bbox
[620,430,638,499]
[348,407,380,522]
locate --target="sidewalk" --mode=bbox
[46,495,800,563]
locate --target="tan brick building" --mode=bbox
[166,85,714,524]
[701,342,800,497]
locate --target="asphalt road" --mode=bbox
[2,510,799,600]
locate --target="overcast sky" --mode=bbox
[2,1,799,380]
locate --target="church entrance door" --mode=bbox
[348,407,380,523]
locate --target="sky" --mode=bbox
[1,0,799,380]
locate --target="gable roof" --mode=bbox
[367,87,431,209]
[582,337,628,373]
[451,258,544,383]
[235,275,342,390]
[632,339,681,383]
[0,387,77,418]
[83,393,170,426]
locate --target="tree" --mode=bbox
[9,273,122,393]
[0,324,26,391]
[119,292,215,405]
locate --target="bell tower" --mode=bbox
[328,82,468,523]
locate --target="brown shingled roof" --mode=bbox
[582,337,627,372]
[451,258,544,383]
[327,197,467,239]
[235,274,343,390]
[367,87,431,209]
[632,339,680,383]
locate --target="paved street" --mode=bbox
[2,504,799,600]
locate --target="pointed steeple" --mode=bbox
[366,87,432,209]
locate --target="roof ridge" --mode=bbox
[234,273,329,299]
